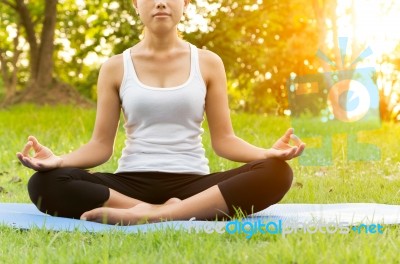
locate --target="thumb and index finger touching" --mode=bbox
[281,128,306,148]
[18,136,42,157]
[281,128,300,143]
[278,128,293,143]
[287,128,306,156]
[16,136,44,170]
[27,136,43,152]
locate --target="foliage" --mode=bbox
[0,0,399,121]
[0,0,320,110]
[53,0,142,98]
[0,2,25,95]
[185,0,320,114]
[376,47,400,122]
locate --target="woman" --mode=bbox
[17,0,305,225]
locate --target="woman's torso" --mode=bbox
[115,42,210,175]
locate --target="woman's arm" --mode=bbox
[17,55,124,171]
[200,50,304,163]
[59,55,123,168]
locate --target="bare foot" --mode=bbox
[163,197,181,205]
[80,202,157,225]
[80,198,182,225]
[82,185,229,225]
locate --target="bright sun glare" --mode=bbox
[337,0,400,58]
[332,0,400,120]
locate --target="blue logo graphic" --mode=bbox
[224,219,384,238]
[287,37,381,165]
[351,223,384,234]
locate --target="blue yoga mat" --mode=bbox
[0,203,229,233]
[1,203,399,233]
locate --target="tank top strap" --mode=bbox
[122,48,134,76]
[119,48,135,97]
[189,44,204,83]
[125,44,197,79]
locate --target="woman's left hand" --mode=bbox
[267,128,306,160]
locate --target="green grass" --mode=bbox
[0,104,399,263]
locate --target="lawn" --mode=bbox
[0,105,399,263]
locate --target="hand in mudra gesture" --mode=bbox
[268,128,305,160]
[16,136,62,171]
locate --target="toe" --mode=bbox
[164,197,182,204]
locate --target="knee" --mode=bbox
[28,170,55,211]
[258,158,294,193]
[271,158,293,203]
[27,168,72,214]
[28,171,51,202]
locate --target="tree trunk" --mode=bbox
[15,0,39,81]
[16,0,57,90]
[35,0,57,88]
[1,0,92,107]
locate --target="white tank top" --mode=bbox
[115,43,210,175]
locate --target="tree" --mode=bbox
[185,0,320,114]
[0,0,140,105]
[52,0,141,99]
[0,0,58,104]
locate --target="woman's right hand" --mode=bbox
[16,136,63,171]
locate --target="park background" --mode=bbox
[0,0,399,263]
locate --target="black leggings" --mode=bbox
[28,158,293,219]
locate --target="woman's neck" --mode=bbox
[139,28,185,52]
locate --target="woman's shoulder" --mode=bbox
[195,47,225,77]
[189,45,226,87]
[101,53,124,71]
[98,53,125,89]
[197,47,223,64]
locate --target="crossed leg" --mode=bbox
[28,158,293,224]
[81,185,228,225]
[104,189,182,209]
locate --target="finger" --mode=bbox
[28,136,43,152]
[22,156,45,171]
[290,134,303,146]
[16,152,31,168]
[28,135,38,143]
[20,156,34,169]
[22,156,36,169]
[17,152,44,171]
[16,152,22,160]
[294,143,306,157]
[293,143,306,158]
[21,141,33,156]
[16,152,26,162]
[281,146,297,159]
[280,128,294,142]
